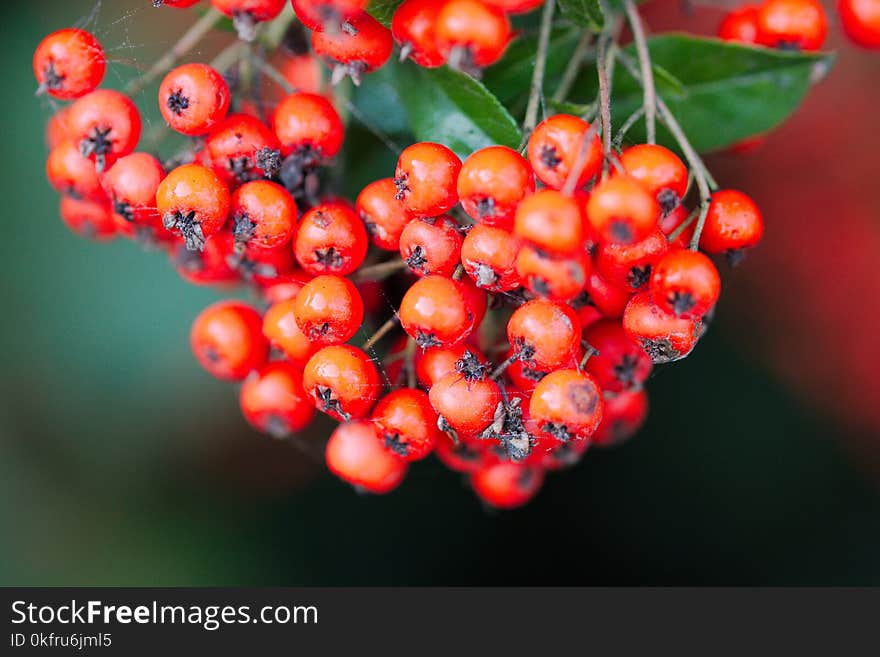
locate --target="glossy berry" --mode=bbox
[428,351,501,438]
[471,462,544,509]
[461,224,522,292]
[357,177,410,251]
[399,275,474,348]
[580,270,633,319]
[435,434,493,474]
[206,113,283,187]
[718,4,761,43]
[650,249,721,319]
[272,92,344,160]
[33,28,105,99]
[483,0,544,12]
[592,389,649,448]
[45,106,73,150]
[622,292,701,364]
[68,89,141,172]
[303,344,381,420]
[240,361,315,436]
[294,201,369,275]
[838,0,880,48]
[212,0,287,40]
[587,175,660,245]
[293,274,364,344]
[325,421,407,494]
[101,152,165,230]
[312,12,393,85]
[527,114,602,191]
[756,0,828,50]
[507,299,581,370]
[529,368,604,442]
[515,244,589,301]
[415,343,486,388]
[260,269,312,303]
[372,388,441,461]
[583,320,652,393]
[231,241,296,284]
[190,301,269,381]
[435,0,511,71]
[399,215,463,277]
[514,189,585,255]
[59,196,116,240]
[46,139,103,201]
[394,142,462,218]
[291,0,368,31]
[262,297,321,367]
[458,146,534,228]
[618,144,688,215]
[159,63,230,136]
[392,0,446,67]
[596,228,669,292]
[157,163,231,251]
[699,189,764,263]
[172,232,240,286]
[231,180,297,250]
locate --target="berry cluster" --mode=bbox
[33,0,868,508]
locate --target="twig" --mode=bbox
[613,106,645,150]
[596,32,613,177]
[623,0,656,144]
[667,206,700,242]
[522,0,556,143]
[552,30,593,103]
[560,123,600,196]
[404,338,417,390]
[353,258,407,282]
[362,316,399,350]
[490,353,519,380]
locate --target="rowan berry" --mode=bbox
[399,215,463,278]
[272,92,344,160]
[159,63,230,136]
[261,300,318,367]
[372,388,441,461]
[461,224,522,292]
[190,301,269,380]
[312,12,393,85]
[230,180,297,250]
[569,292,604,332]
[46,106,73,150]
[154,0,202,6]
[68,89,141,172]
[529,368,604,443]
[435,433,494,474]
[718,4,761,43]
[515,244,589,301]
[325,421,408,494]
[101,152,165,230]
[435,0,512,71]
[58,195,116,240]
[838,0,880,48]
[33,28,105,99]
[231,240,296,284]
[470,462,544,509]
[622,292,701,364]
[757,0,828,50]
[293,274,364,344]
[507,299,581,370]
[261,269,313,304]
[415,342,486,388]
[172,232,240,286]
[211,0,287,40]
[649,249,720,319]
[514,189,585,255]
[591,389,649,448]
[394,142,462,218]
[428,351,501,438]
[618,144,688,215]
[357,178,410,251]
[580,270,633,318]
[293,201,369,275]
[291,0,368,31]
[46,139,103,201]
[699,189,764,263]
[583,319,653,393]
[206,113,283,187]
[392,0,446,68]
[157,163,231,251]
[458,277,488,329]
[483,0,544,13]
[596,228,669,292]
[240,362,315,437]
[586,175,660,245]
[399,275,475,348]
[527,114,602,191]
[303,344,382,420]
[458,146,534,228]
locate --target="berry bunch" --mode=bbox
[33,0,860,508]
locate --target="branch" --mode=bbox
[622,0,656,144]
[521,0,556,145]
[552,30,594,103]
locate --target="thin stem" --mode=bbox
[667,206,700,242]
[623,0,656,144]
[613,106,645,149]
[352,258,407,282]
[560,123,600,196]
[490,353,519,380]
[125,8,223,97]
[522,0,556,142]
[688,201,711,251]
[552,30,593,103]
[404,338,417,390]
[362,316,399,350]
[596,33,613,177]
[579,343,597,370]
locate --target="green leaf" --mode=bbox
[367,0,404,27]
[557,0,604,30]
[389,62,522,158]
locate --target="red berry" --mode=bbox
[507,299,581,370]
[212,0,287,40]
[582,269,634,318]
[461,224,523,292]
[156,163,231,251]
[515,244,589,301]
[231,241,296,284]
[46,106,73,150]
[272,92,344,159]
[592,389,649,448]
[583,319,653,393]
[372,388,441,461]
[155,0,203,6]
[622,292,701,364]
[699,189,764,262]
[46,139,103,201]
[260,269,313,303]
[483,0,544,13]
[230,180,297,250]
[68,89,141,173]
[428,351,501,438]
[263,297,321,367]
[618,144,688,215]
[457,146,534,228]
[240,361,316,436]
[33,28,105,99]
[718,4,761,43]
[527,114,602,190]
[400,275,475,348]
[303,344,382,420]
[293,274,364,344]
[357,177,410,251]
[325,420,407,494]
[587,175,660,245]
[471,462,544,509]
[58,195,116,240]
[312,12,393,85]
[595,228,669,292]
[293,201,369,275]
[206,113,283,187]
[415,342,486,387]
[171,232,240,285]
[529,368,604,442]
[650,249,721,319]
[159,63,230,136]
[435,0,512,70]
[394,142,462,218]
[392,0,446,67]
[101,152,165,231]
[756,0,828,50]
[658,204,694,249]
[435,433,495,474]
[399,215,463,277]
[514,189,586,255]
[838,0,880,48]
[291,0,368,31]
[190,301,269,381]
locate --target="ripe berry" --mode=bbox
[699,189,764,263]
[157,163,231,251]
[483,0,544,12]
[658,204,694,249]
[231,240,296,284]
[46,106,73,150]
[622,292,701,364]
[457,146,534,228]
[756,0,828,50]
[435,434,494,474]
[357,177,410,251]
[618,144,688,215]
[293,201,369,275]
[68,89,141,172]
[392,0,446,67]
[272,92,344,160]
[583,319,653,393]
[303,344,381,420]
[101,152,165,230]
[718,4,761,43]
[262,297,321,366]
[394,142,462,218]
[325,421,407,494]
[582,270,633,318]
[527,114,602,191]
[59,195,116,240]
[435,0,512,71]
[33,28,105,99]
[291,0,368,31]
[240,361,315,437]
[650,249,721,319]
[206,113,283,187]
[504,348,549,392]
[159,63,230,137]
[293,274,364,344]
[46,139,103,201]
[529,368,604,442]
[190,301,269,381]
[461,224,522,292]
[312,12,393,85]
[428,352,501,438]
[372,388,441,461]
[596,228,669,292]
[587,175,660,245]
[471,462,544,509]
[507,299,581,370]
[399,275,475,348]
[592,389,649,448]
[415,343,486,387]
[838,0,880,48]
[514,189,585,255]
[211,0,287,40]
[155,0,203,6]
[230,180,297,250]
[172,232,239,286]
[515,244,589,301]
[399,215,463,277]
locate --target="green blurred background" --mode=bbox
[1,0,879,585]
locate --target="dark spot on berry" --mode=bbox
[775,40,802,52]
[202,346,220,363]
[227,156,256,183]
[567,383,599,416]
[640,337,680,364]
[79,126,114,173]
[612,354,641,389]
[314,247,343,270]
[41,61,64,92]
[549,442,581,467]
[405,245,427,272]
[657,188,680,216]
[232,212,257,244]
[281,20,310,56]
[166,89,189,116]
[415,330,442,350]
[393,174,409,200]
[542,422,572,442]
[454,350,487,381]
[609,220,634,244]
[308,322,331,340]
[475,196,495,218]
[513,338,536,366]
[570,290,594,309]
[540,144,562,170]
[437,415,460,443]
[627,265,651,289]
[516,467,536,490]
[255,147,282,176]
[451,441,481,462]
[312,210,331,228]
[113,198,134,222]
[521,366,547,382]
[163,209,205,251]
[529,276,551,298]
[669,291,696,316]
[383,432,410,457]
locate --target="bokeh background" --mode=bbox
[1,0,879,585]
